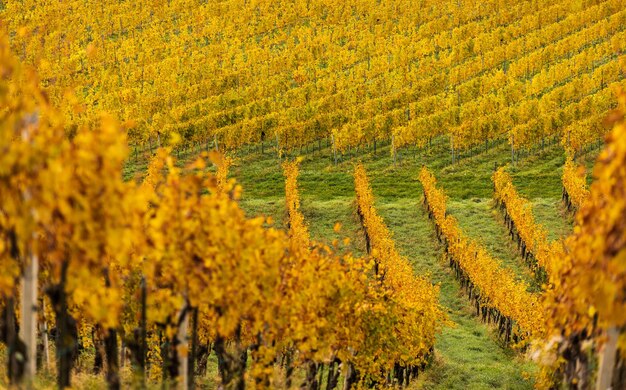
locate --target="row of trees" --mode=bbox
[419,167,542,345]
[352,163,445,383]
[492,167,554,279]
[2,0,622,157]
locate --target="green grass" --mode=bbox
[448,198,539,291]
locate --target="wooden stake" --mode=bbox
[177,307,189,389]
[20,251,38,384]
[41,319,50,371]
[597,327,619,390]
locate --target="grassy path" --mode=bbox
[447,198,539,290]
[375,198,535,389]
[506,146,574,240]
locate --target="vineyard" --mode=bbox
[1,0,626,389]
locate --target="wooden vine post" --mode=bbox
[177,307,189,389]
[19,251,38,385]
[596,327,619,390]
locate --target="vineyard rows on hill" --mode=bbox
[3,0,624,156]
[1,0,626,389]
